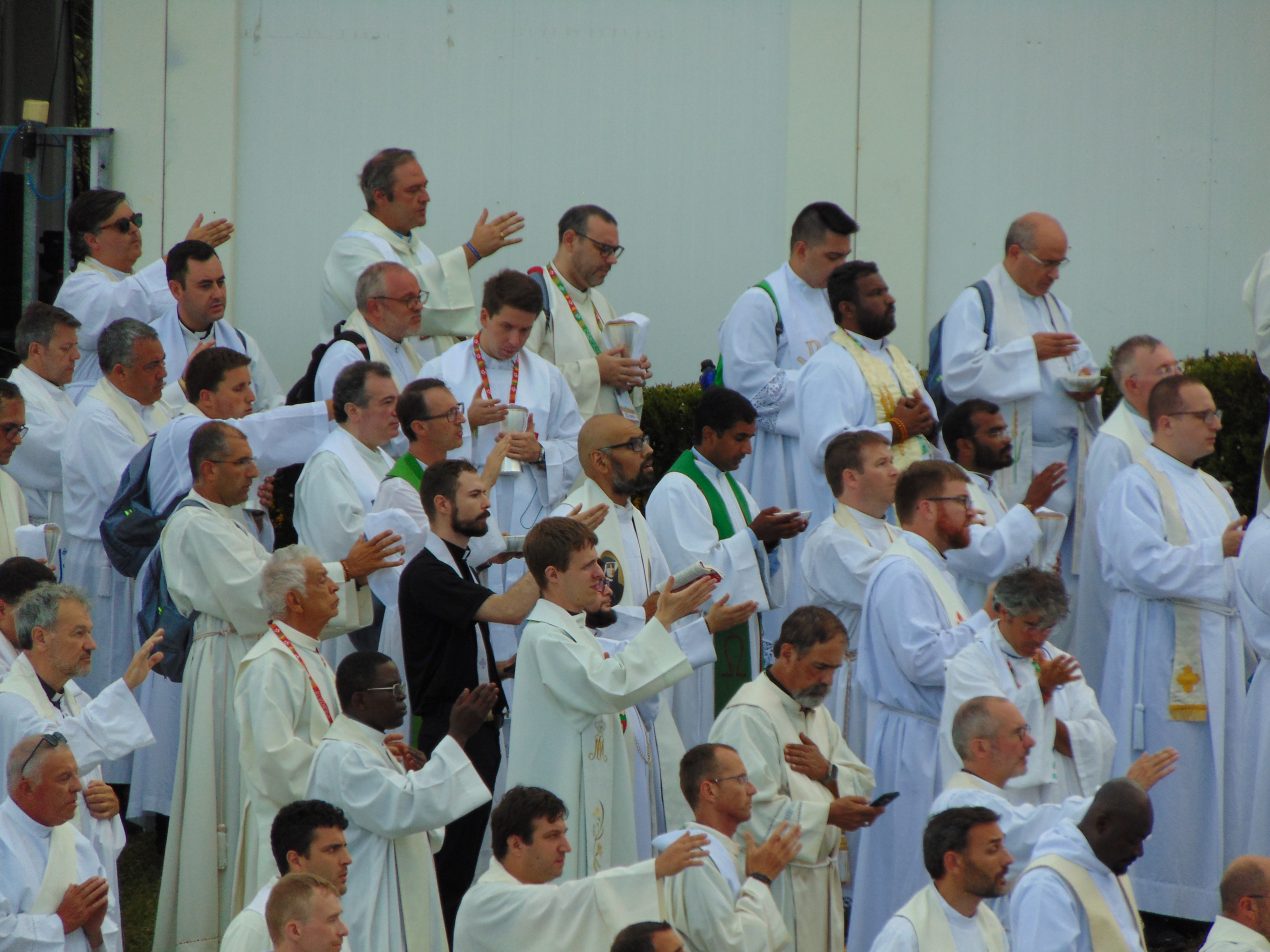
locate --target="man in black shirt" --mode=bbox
[398,457,543,938]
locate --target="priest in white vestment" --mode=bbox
[55,188,230,402]
[1246,248,1270,512]
[61,320,172,724]
[1071,336,1181,692]
[553,413,757,848]
[870,807,1010,952]
[1098,376,1245,920]
[307,651,495,952]
[319,147,521,347]
[154,423,387,952]
[221,799,352,952]
[850,460,988,952]
[645,387,801,746]
[232,548,347,911]
[940,399,1066,610]
[938,213,1101,611]
[0,384,31,562]
[527,204,650,421]
[0,735,122,951]
[418,269,584,660]
[797,260,937,526]
[938,569,1114,804]
[1009,780,1152,952]
[800,430,898,754]
[1198,856,1270,952]
[1237,447,1270,857]
[506,517,717,880]
[295,361,403,664]
[0,585,161,900]
[655,742,796,952]
[717,202,858,632]
[453,783,708,952]
[6,303,81,533]
[150,240,283,412]
[711,606,878,952]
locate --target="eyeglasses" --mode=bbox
[926,495,972,509]
[578,233,624,260]
[0,423,28,440]
[420,402,465,423]
[372,291,429,308]
[1167,409,1222,424]
[1002,725,1031,741]
[363,682,407,700]
[1022,249,1069,270]
[101,212,143,234]
[710,772,750,786]
[208,456,257,467]
[1128,363,1184,380]
[19,731,67,777]
[602,436,649,453]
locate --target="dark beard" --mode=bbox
[612,468,656,498]
[585,608,619,629]
[857,309,897,340]
[453,513,490,537]
[972,442,1013,472]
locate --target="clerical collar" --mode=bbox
[764,668,814,714]
[36,671,64,710]
[177,308,215,339]
[966,470,996,492]
[845,329,889,351]
[443,538,472,566]
[1147,443,1202,471]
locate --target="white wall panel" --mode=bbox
[925,0,1270,368]
[232,0,797,386]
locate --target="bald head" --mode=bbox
[1079,778,1153,876]
[1003,212,1067,298]
[1221,856,1270,925]
[576,414,653,502]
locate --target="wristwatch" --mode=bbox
[824,763,838,784]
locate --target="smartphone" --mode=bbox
[870,791,900,808]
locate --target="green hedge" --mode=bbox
[640,350,1270,515]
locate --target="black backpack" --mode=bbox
[100,437,178,579]
[285,321,370,405]
[135,497,206,682]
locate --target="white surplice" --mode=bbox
[219,874,276,952]
[153,491,366,952]
[938,622,1114,804]
[53,256,170,403]
[0,471,28,563]
[1236,509,1270,856]
[0,638,16,679]
[645,449,784,747]
[1098,446,1243,920]
[870,883,1006,952]
[6,363,75,529]
[1071,402,1152,694]
[718,262,836,634]
[60,381,171,746]
[1009,820,1147,952]
[1246,249,1270,512]
[319,210,476,344]
[801,504,898,754]
[796,330,939,526]
[1199,914,1270,952]
[654,820,791,952]
[0,797,122,952]
[149,307,285,412]
[306,713,490,952]
[944,469,1042,613]
[452,857,661,952]
[0,655,154,900]
[527,265,644,420]
[506,599,707,880]
[232,622,339,912]
[419,340,582,659]
[929,770,1091,926]
[710,672,874,952]
[850,532,988,952]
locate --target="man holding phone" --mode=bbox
[710,605,880,952]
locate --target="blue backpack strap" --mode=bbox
[973,279,993,345]
[527,266,552,328]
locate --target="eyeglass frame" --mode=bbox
[19,731,68,778]
[419,401,466,423]
[371,290,430,308]
[0,423,29,440]
[1127,363,1184,380]
[709,772,750,786]
[362,682,407,700]
[1166,409,1223,424]
[207,456,257,467]
[1022,249,1070,270]
[925,494,972,509]
[577,232,625,260]
[99,212,143,234]
[601,436,649,454]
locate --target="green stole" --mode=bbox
[667,448,755,714]
[385,453,425,490]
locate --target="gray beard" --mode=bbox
[793,685,829,708]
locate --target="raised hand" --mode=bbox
[744,822,801,881]
[342,530,406,582]
[654,831,709,878]
[468,209,525,260]
[185,214,234,248]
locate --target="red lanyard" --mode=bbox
[472,333,519,403]
[269,623,334,725]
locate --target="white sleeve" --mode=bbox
[718,288,801,437]
[314,340,367,404]
[940,286,1043,404]
[944,505,1042,583]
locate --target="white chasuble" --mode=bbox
[1238,510,1270,856]
[307,714,490,952]
[850,532,988,952]
[710,672,873,952]
[452,857,660,952]
[314,310,425,401]
[6,363,75,528]
[1098,447,1241,920]
[872,883,1007,952]
[506,599,696,880]
[645,449,782,747]
[938,622,1113,804]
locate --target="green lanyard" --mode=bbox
[546,263,605,355]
